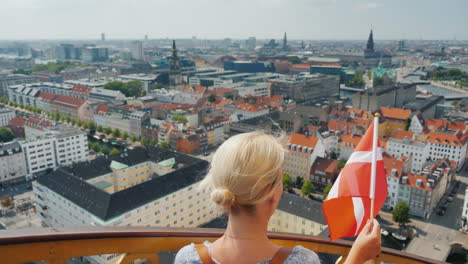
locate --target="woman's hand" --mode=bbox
[346,219,381,264]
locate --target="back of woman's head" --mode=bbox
[200,132,285,212]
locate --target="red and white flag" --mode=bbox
[322,119,387,241]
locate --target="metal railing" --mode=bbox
[0,226,444,264]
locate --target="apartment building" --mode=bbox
[386,131,428,174]
[309,157,339,188]
[283,133,325,179]
[0,107,15,126]
[20,126,88,176]
[33,147,219,264]
[0,142,27,185]
[379,107,411,137]
[0,73,37,98]
[339,134,362,160]
[268,193,327,236]
[94,106,149,138]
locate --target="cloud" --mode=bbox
[354,1,383,10]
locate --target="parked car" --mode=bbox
[437,209,446,216]
[447,196,454,202]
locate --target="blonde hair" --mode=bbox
[200,132,286,212]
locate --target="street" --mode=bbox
[402,167,468,261]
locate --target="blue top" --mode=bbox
[174,241,320,264]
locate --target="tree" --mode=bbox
[121,131,129,140]
[171,114,188,125]
[97,125,103,133]
[282,174,293,192]
[149,83,165,90]
[101,145,110,155]
[65,115,71,124]
[301,180,315,197]
[112,128,121,138]
[140,137,148,146]
[348,71,365,88]
[392,201,411,226]
[338,159,347,170]
[1,196,14,208]
[208,94,216,103]
[71,119,77,126]
[12,68,32,75]
[295,176,304,188]
[91,142,101,153]
[149,139,158,146]
[0,96,8,104]
[330,151,338,159]
[77,120,83,127]
[160,141,171,149]
[130,135,137,142]
[323,184,333,199]
[103,80,145,97]
[104,127,112,135]
[88,122,96,133]
[110,148,120,155]
[0,127,15,142]
[405,118,411,131]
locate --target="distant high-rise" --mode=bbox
[301,40,305,49]
[130,41,144,61]
[398,40,405,51]
[101,33,105,41]
[145,35,148,41]
[246,37,256,50]
[169,40,183,89]
[283,32,288,51]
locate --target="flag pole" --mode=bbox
[370,113,379,220]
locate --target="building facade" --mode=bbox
[0,107,16,126]
[284,133,325,179]
[0,142,27,185]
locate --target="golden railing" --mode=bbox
[0,226,444,264]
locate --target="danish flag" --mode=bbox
[322,117,387,241]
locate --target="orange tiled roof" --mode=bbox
[289,133,319,149]
[51,95,86,109]
[328,120,354,133]
[291,64,311,69]
[352,118,372,128]
[340,134,361,148]
[380,107,411,120]
[37,92,56,102]
[70,85,92,94]
[8,116,25,127]
[183,85,206,95]
[383,154,404,178]
[215,88,236,97]
[394,130,414,140]
[311,157,339,174]
[427,132,463,147]
[404,174,431,191]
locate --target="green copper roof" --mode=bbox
[110,160,128,170]
[93,181,113,190]
[373,64,396,78]
[157,157,175,168]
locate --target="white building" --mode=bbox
[283,133,325,179]
[427,132,467,171]
[0,107,15,126]
[386,136,428,174]
[20,127,88,176]
[0,142,27,185]
[33,147,219,264]
[214,82,270,97]
[130,41,144,61]
[408,114,425,137]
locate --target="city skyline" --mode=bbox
[1,0,468,40]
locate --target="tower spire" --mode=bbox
[366,29,374,52]
[283,32,288,51]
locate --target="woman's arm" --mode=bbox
[345,219,381,264]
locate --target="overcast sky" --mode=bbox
[2,0,467,40]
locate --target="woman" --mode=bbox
[175,132,381,264]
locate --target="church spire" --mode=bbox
[366,29,374,52]
[170,40,180,71]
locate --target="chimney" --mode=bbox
[416,179,422,187]
[391,168,397,176]
[402,176,408,184]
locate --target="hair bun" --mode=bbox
[211,188,235,208]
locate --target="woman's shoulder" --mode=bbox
[285,246,320,264]
[174,243,202,264]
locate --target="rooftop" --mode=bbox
[37,147,209,221]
